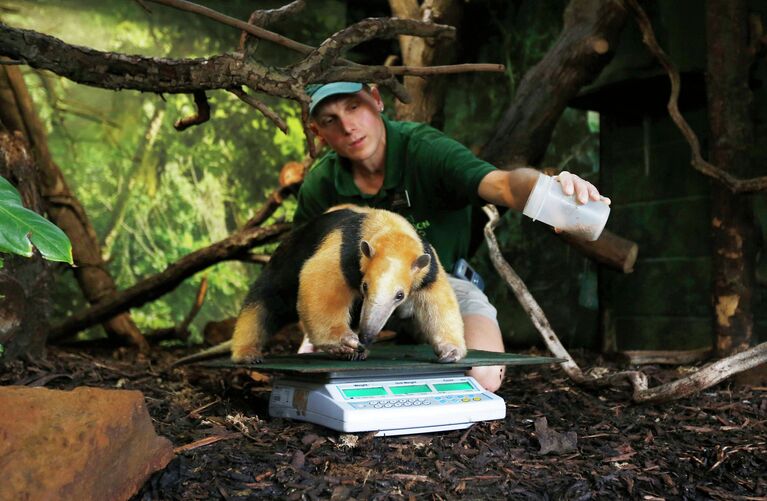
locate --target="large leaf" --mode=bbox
[0,176,73,265]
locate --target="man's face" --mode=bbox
[310,88,385,165]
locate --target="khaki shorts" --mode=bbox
[447,276,498,321]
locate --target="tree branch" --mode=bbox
[625,0,767,193]
[48,222,290,341]
[482,204,767,403]
[173,90,210,131]
[239,1,306,53]
[229,87,287,133]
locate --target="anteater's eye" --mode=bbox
[395,291,405,302]
[361,282,368,294]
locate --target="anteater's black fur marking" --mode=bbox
[241,208,439,342]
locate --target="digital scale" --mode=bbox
[202,345,561,436]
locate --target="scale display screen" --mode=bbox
[342,387,388,398]
[389,384,432,395]
[433,381,474,392]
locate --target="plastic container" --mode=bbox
[522,174,610,241]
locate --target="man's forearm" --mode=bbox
[477,167,541,212]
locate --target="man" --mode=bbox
[293,82,607,391]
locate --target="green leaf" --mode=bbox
[0,176,73,265]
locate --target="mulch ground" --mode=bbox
[3,341,766,500]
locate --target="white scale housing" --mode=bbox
[269,371,506,436]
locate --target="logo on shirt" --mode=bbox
[406,215,431,236]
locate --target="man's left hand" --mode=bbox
[557,171,611,205]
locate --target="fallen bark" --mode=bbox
[482,204,767,403]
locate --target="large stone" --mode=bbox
[0,386,174,501]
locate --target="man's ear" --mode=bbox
[369,86,383,109]
[308,121,319,136]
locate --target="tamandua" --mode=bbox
[176,207,466,365]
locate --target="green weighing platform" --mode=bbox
[203,345,562,436]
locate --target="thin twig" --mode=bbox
[625,0,767,193]
[482,204,767,403]
[173,432,241,454]
[147,0,319,58]
[229,87,287,133]
[239,1,305,52]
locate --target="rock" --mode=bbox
[0,386,174,501]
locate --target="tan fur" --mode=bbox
[297,230,363,357]
[194,207,465,365]
[231,304,267,362]
[357,210,466,362]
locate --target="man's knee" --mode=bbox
[468,364,505,392]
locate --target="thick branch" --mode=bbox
[49,222,291,341]
[625,0,767,193]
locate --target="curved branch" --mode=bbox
[147,0,317,58]
[239,1,306,52]
[229,87,287,133]
[173,90,210,131]
[294,17,455,79]
[482,204,767,403]
[625,0,767,193]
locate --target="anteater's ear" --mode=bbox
[360,240,374,259]
[412,253,431,271]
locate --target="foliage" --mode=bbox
[0,175,73,265]
[5,0,322,338]
[3,0,599,346]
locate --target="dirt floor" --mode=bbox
[3,341,766,500]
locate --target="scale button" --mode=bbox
[384,403,392,408]
[413,401,421,406]
[462,397,470,402]
[404,402,412,406]
[473,396,482,401]
[424,401,432,405]
[394,402,402,407]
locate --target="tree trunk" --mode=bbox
[389,0,462,128]
[706,0,756,356]
[476,0,635,269]
[481,0,628,168]
[0,63,148,352]
[0,131,53,360]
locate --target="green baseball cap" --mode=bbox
[306,82,364,115]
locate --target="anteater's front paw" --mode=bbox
[434,342,467,363]
[317,332,367,360]
[231,345,264,364]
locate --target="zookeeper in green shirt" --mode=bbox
[293,82,608,391]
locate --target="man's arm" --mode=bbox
[477,168,608,212]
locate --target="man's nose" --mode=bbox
[338,115,355,134]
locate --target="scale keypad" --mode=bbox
[350,394,486,409]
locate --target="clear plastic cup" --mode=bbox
[522,173,610,241]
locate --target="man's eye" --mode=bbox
[322,118,334,126]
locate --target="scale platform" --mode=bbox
[202,344,562,436]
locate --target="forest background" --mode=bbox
[4,0,600,348]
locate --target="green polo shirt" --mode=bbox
[293,117,496,271]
